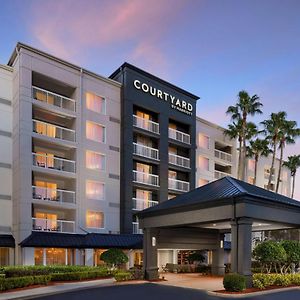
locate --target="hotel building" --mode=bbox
[0,43,292,267]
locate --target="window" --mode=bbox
[198,134,210,149]
[86,92,106,114]
[198,178,209,187]
[248,176,255,184]
[86,181,104,200]
[86,121,105,143]
[34,248,74,266]
[0,248,9,266]
[248,159,255,172]
[198,156,209,171]
[86,151,106,171]
[34,181,57,201]
[86,211,104,228]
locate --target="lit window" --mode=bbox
[86,151,106,171]
[168,194,176,200]
[198,178,209,187]
[248,159,255,172]
[86,92,106,114]
[198,134,210,149]
[248,176,255,184]
[86,181,104,200]
[198,156,209,171]
[86,121,105,143]
[86,211,104,228]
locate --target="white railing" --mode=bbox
[214,149,232,163]
[133,143,159,160]
[168,178,190,192]
[32,153,76,173]
[32,186,75,204]
[133,115,159,134]
[132,198,158,211]
[133,170,159,186]
[32,86,76,112]
[169,128,190,144]
[132,222,143,234]
[169,153,190,168]
[32,218,75,233]
[214,170,231,180]
[33,119,76,142]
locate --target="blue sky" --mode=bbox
[1,0,300,198]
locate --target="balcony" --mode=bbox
[169,128,190,144]
[132,198,158,211]
[214,149,232,163]
[133,115,159,134]
[214,170,231,180]
[132,222,143,234]
[169,153,190,168]
[133,170,159,187]
[33,119,75,143]
[32,86,76,112]
[32,153,76,173]
[168,178,190,192]
[133,143,159,160]
[32,218,75,233]
[32,186,75,204]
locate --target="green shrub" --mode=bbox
[274,274,291,286]
[290,274,300,285]
[51,270,110,282]
[195,265,211,274]
[129,267,144,280]
[114,272,132,282]
[33,275,52,285]
[100,249,128,268]
[253,279,265,289]
[0,275,51,291]
[223,273,246,292]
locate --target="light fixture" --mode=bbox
[220,240,224,249]
[213,223,217,227]
[152,237,156,247]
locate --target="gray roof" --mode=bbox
[138,176,300,218]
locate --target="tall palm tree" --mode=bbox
[247,138,272,185]
[261,112,287,190]
[226,91,263,180]
[275,120,300,193]
[283,155,300,198]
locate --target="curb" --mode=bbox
[207,286,300,298]
[0,278,116,300]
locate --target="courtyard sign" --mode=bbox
[133,79,193,116]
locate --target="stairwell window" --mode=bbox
[86,211,104,228]
[86,151,106,171]
[86,92,106,115]
[86,121,105,143]
[86,181,105,200]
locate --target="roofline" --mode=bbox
[109,62,200,100]
[0,64,13,72]
[196,116,227,131]
[8,42,122,88]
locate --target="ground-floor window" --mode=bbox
[0,248,9,266]
[134,251,143,266]
[94,249,106,266]
[34,248,75,265]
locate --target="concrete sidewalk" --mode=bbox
[0,278,116,300]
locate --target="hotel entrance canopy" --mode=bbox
[137,176,300,286]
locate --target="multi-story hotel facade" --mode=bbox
[0,43,292,267]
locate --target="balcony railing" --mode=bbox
[32,153,76,173]
[133,115,159,134]
[168,178,190,192]
[132,222,143,234]
[32,86,76,112]
[133,143,159,160]
[214,170,231,180]
[32,186,75,204]
[169,128,190,144]
[32,218,75,233]
[169,153,190,168]
[133,170,159,186]
[214,149,232,163]
[33,120,76,142]
[132,198,158,211]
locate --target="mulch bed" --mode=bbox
[215,285,298,294]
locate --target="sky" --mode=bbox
[1,0,300,198]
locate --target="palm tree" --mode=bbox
[226,91,263,180]
[261,112,287,190]
[247,138,272,185]
[283,155,300,198]
[275,120,300,193]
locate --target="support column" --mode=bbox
[143,228,159,280]
[212,234,225,275]
[85,249,94,266]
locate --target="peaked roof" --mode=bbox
[20,232,143,249]
[138,176,300,218]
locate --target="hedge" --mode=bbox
[253,273,300,289]
[223,273,246,292]
[0,275,51,291]
[114,272,132,282]
[51,270,110,282]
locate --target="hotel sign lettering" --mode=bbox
[133,80,193,116]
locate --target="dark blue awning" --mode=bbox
[0,235,15,247]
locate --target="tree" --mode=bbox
[187,252,205,264]
[280,240,300,273]
[100,249,128,269]
[226,91,263,180]
[275,121,300,193]
[283,155,300,198]
[261,112,287,190]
